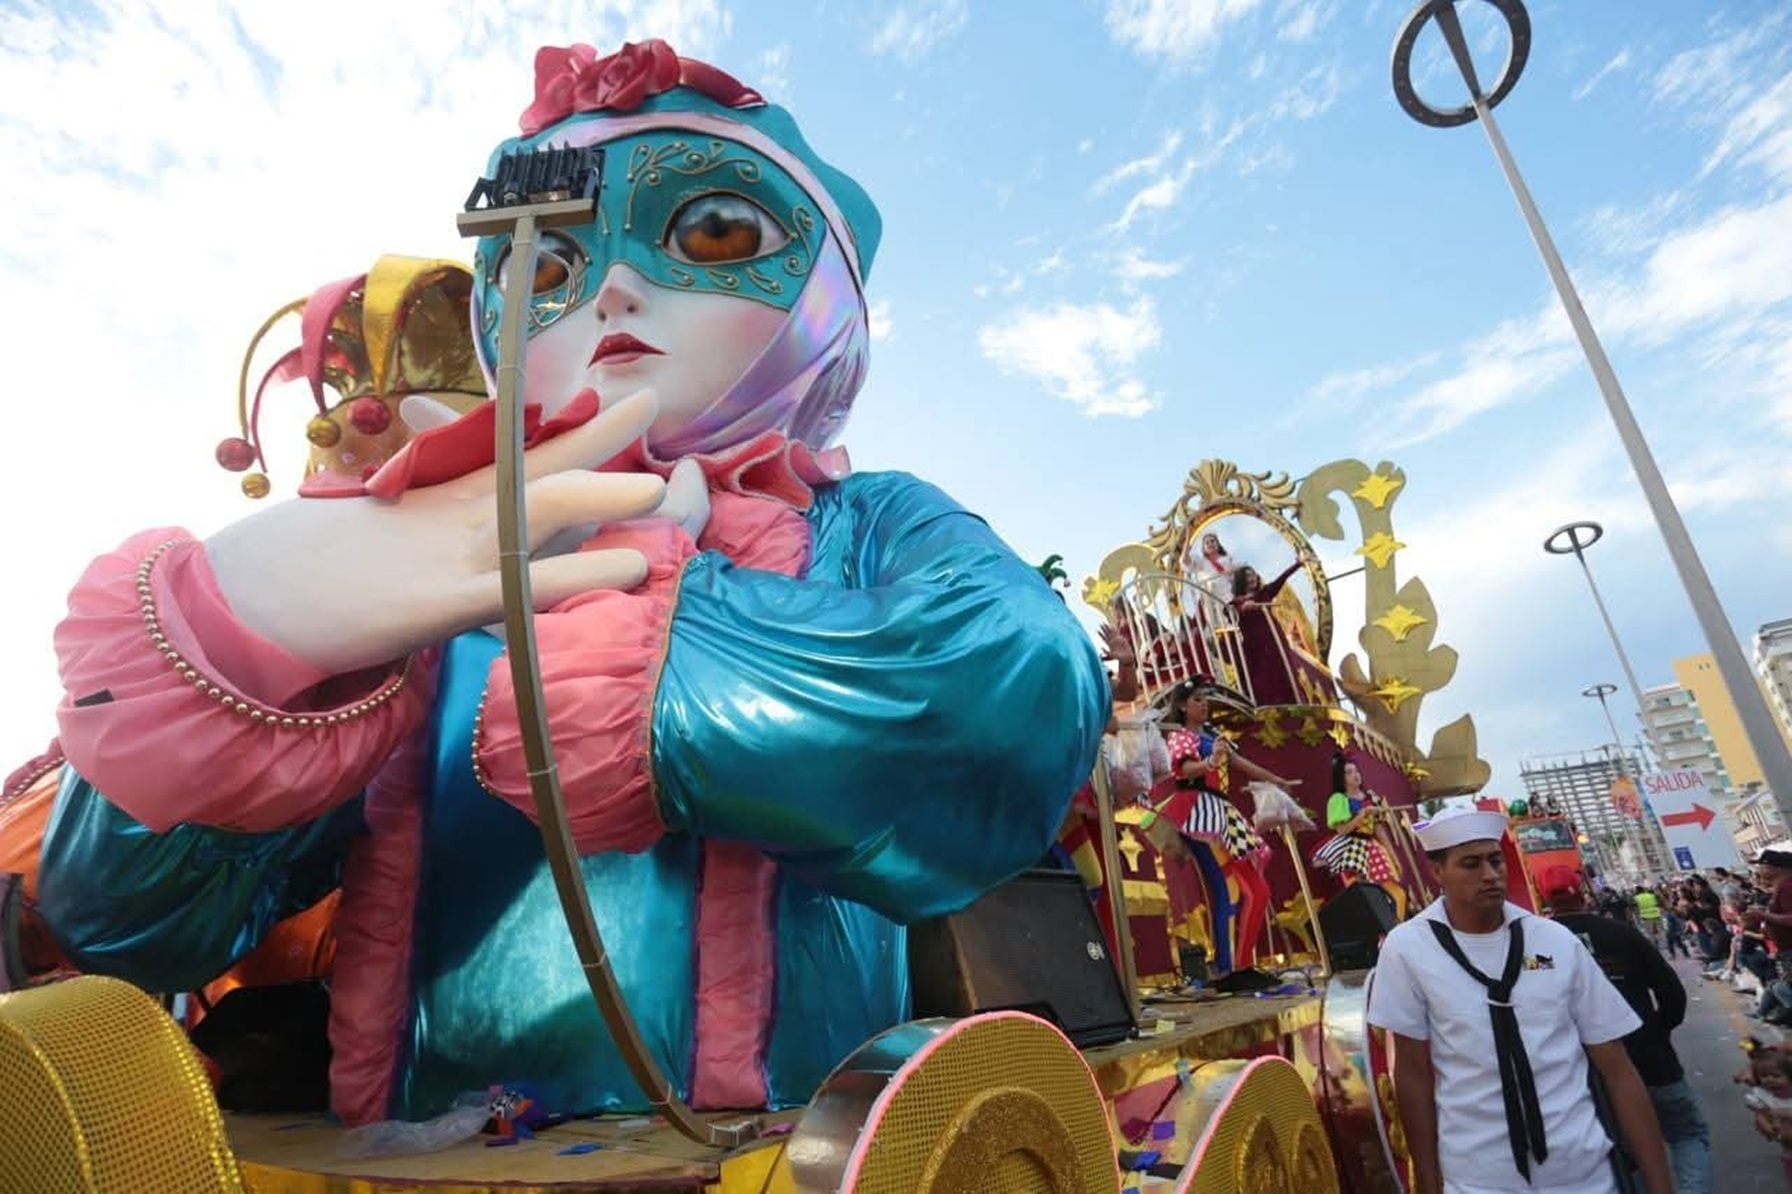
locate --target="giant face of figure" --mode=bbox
[469,49,882,467]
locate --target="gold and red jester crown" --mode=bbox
[215,256,488,498]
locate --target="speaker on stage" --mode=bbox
[1318,883,1400,971]
[908,869,1135,1048]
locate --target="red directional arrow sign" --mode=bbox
[1661,804,1716,832]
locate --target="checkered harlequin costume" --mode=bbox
[1162,727,1266,861]
[1312,830,1396,883]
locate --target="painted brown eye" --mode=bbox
[495,232,582,296]
[665,194,788,265]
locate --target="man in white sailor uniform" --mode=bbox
[1367,807,1672,1194]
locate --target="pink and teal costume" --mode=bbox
[30,42,1106,1125]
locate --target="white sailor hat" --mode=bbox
[1412,805,1509,852]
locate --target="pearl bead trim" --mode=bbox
[469,683,499,797]
[1,753,63,806]
[136,538,410,729]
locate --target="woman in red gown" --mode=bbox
[1229,561,1303,706]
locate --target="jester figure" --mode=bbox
[1311,752,1408,919]
[1153,677,1296,977]
[6,40,1106,1123]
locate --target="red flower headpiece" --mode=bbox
[519,40,764,137]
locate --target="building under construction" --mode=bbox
[1519,748,1674,881]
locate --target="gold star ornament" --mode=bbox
[1351,470,1403,510]
[1372,604,1428,642]
[1368,677,1423,713]
[1254,714,1289,750]
[1083,576,1121,607]
[1356,531,1407,570]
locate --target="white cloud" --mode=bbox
[869,0,968,64]
[1236,142,1294,175]
[1091,64,1339,233]
[1653,15,1785,109]
[1094,130,1184,194]
[1276,0,1330,44]
[1384,344,1579,448]
[971,263,1026,300]
[1103,0,1265,63]
[1580,191,1684,257]
[977,298,1162,417]
[1701,72,1792,184]
[1105,244,1186,285]
[1571,48,1631,102]
[1610,194,1792,345]
[1264,60,1343,122]
[1111,159,1196,230]
[1363,180,1792,448]
[868,297,895,342]
[1307,351,1441,408]
[0,0,736,770]
[753,43,792,99]
[1339,16,1792,452]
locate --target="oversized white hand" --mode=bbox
[205,392,666,675]
[655,458,711,542]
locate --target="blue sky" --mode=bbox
[2,0,1790,803]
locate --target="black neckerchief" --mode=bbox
[1426,916,1549,1180]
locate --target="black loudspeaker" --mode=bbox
[1319,883,1400,971]
[908,869,1136,1048]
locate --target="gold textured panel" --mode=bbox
[795,1015,1120,1194]
[1176,1057,1338,1193]
[0,976,243,1194]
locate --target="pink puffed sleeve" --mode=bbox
[476,519,696,853]
[54,529,427,833]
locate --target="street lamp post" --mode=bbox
[1392,0,1792,829]
[1584,681,1671,874]
[1548,523,1652,732]
[1583,682,1626,761]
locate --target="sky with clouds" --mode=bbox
[2,0,1791,804]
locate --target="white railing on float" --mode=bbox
[1110,571,1256,707]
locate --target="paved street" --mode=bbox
[1671,956,1785,1191]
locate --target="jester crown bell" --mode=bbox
[215,257,488,499]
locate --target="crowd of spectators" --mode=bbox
[1591,851,1792,1174]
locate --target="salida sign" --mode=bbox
[1640,769,1740,870]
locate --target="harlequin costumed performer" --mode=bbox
[1311,752,1407,919]
[1153,677,1296,977]
[20,40,1106,1125]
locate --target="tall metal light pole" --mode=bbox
[1584,681,1671,874]
[1583,682,1626,760]
[1547,522,1651,735]
[1392,0,1792,828]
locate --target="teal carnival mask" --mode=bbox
[471,132,822,356]
[470,41,882,459]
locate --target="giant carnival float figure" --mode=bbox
[0,39,1108,1127]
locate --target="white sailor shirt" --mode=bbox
[1366,900,1641,1193]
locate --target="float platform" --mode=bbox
[222,983,1396,1193]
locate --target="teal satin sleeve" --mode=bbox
[651,470,1108,922]
[35,767,362,992]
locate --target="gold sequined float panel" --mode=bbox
[1176,1056,1339,1194]
[0,975,243,1194]
[786,1013,1120,1194]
